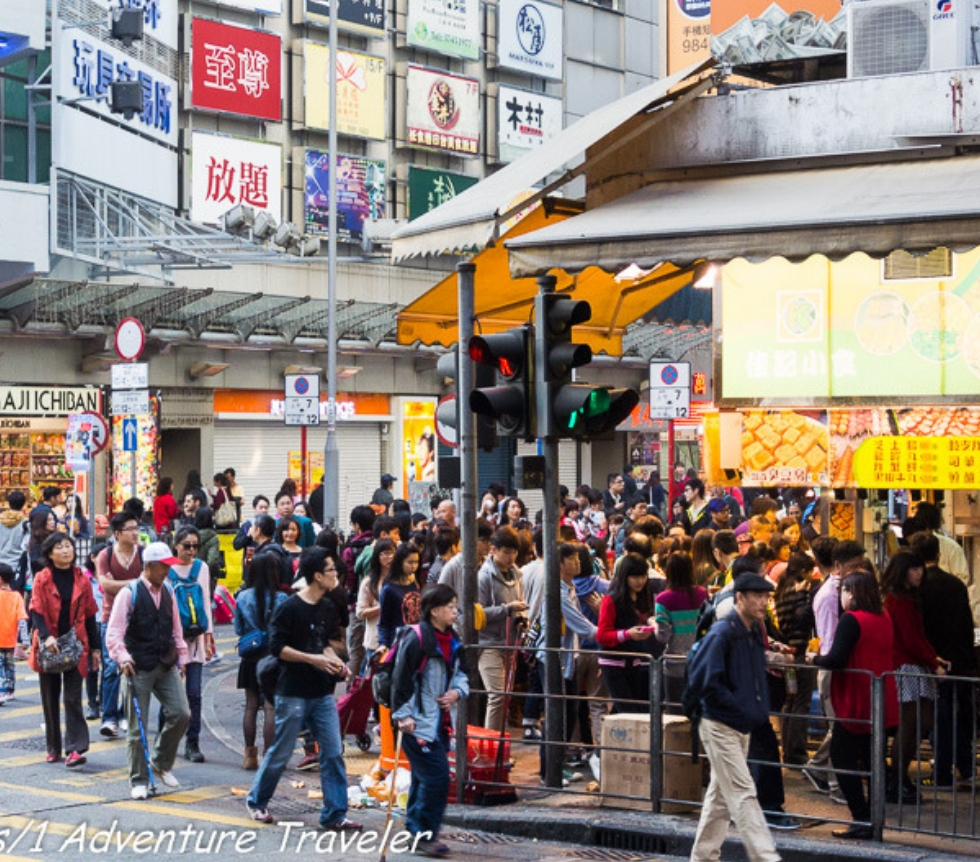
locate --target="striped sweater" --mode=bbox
[655,587,708,676]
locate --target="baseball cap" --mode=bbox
[381,473,397,484]
[733,572,775,594]
[144,542,181,566]
[707,498,729,514]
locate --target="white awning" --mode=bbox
[505,155,980,277]
[390,59,717,262]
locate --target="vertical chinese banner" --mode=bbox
[666,0,711,75]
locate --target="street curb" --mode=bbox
[440,804,969,862]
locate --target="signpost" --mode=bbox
[112,320,148,501]
[284,373,321,498]
[650,361,692,512]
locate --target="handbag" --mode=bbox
[256,653,283,702]
[237,629,268,658]
[37,628,84,674]
[215,499,238,528]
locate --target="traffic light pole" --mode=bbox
[535,274,564,789]
[456,261,477,802]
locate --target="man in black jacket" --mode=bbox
[910,532,977,787]
[688,572,782,862]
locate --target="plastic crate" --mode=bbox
[462,725,510,763]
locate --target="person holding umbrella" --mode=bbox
[105,543,190,800]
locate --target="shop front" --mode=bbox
[212,390,392,526]
[0,385,103,512]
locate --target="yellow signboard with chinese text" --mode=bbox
[853,436,980,489]
[304,43,386,140]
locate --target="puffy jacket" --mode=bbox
[688,611,771,734]
[390,621,469,743]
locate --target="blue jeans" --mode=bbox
[247,694,348,827]
[402,729,450,841]
[100,622,125,723]
[158,662,202,743]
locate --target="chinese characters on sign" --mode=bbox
[853,436,980,489]
[407,0,480,60]
[497,85,561,163]
[406,166,478,220]
[191,18,281,121]
[666,0,711,74]
[498,0,563,80]
[304,150,386,243]
[406,65,480,156]
[304,43,386,140]
[69,36,173,138]
[306,0,385,38]
[96,0,177,50]
[190,132,282,225]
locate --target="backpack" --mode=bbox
[371,624,426,710]
[693,583,732,643]
[680,637,707,763]
[167,559,208,639]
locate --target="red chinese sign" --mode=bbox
[191,18,281,122]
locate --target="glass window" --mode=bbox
[2,124,27,182]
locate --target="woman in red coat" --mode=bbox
[880,548,947,804]
[813,567,898,839]
[153,477,180,535]
[29,532,100,767]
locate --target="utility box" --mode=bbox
[600,713,702,813]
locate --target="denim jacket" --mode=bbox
[390,622,470,743]
[233,587,286,637]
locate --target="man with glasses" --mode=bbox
[246,547,360,831]
[95,513,144,736]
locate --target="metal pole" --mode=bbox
[322,0,340,530]
[667,419,676,513]
[457,261,477,801]
[300,425,308,501]
[870,674,886,841]
[649,658,664,814]
[536,274,563,789]
[27,53,37,185]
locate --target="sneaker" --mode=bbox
[565,752,586,768]
[829,789,848,806]
[562,769,584,783]
[247,806,274,824]
[205,652,223,667]
[765,812,803,830]
[100,721,120,739]
[119,718,129,733]
[414,839,451,857]
[801,766,830,794]
[151,764,180,788]
[85,706,100,721]
[130,785,149,800]
[522,727,542,741]
[0,693,11,705]
[833,824,873,840]
[45,753,61,764]
[320,818,363,832]
[65,752,86,768]
[296,752,319,771]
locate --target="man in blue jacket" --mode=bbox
[688,572,781,862]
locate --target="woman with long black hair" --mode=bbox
[596,552,657,713]
[234,554,286,770]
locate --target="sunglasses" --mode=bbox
[179,542,199,550]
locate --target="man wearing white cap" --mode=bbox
[106,542,190,800]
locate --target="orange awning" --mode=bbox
[396,203,696,356]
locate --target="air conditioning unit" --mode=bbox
[847,0,975,78]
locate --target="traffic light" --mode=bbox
[468,325,535,442]
[435,344,497,452]
[535,284,640,439]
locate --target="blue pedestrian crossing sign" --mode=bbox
[122,417,138,452]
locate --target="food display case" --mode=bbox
[0,432,75,508]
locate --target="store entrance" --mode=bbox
[160,428,201,495]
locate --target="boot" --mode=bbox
[243,746,259,771]
[185,740,206,763]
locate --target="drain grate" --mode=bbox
[568,851,654,862]
[270,799,321,815]
[593,827,667,856]
[446,830,524,845]
[1,736,47,751]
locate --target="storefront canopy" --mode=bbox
[505,155,980,278]
[390,58,717,262]
[396,203,696,356]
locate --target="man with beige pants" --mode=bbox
[477,526,527,733]
[686,572,782,862]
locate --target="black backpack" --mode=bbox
[680,630,710,763]
[372,624,426,710]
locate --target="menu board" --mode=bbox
[853,436,980,489]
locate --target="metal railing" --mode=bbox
[457,643,980,842]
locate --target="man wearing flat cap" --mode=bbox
[686,571,782,862]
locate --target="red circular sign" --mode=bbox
[114,318,145,361]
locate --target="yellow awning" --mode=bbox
[396,204,696,356]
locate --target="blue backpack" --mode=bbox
[167,559,208,639]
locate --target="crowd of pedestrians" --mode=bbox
[0,464,977,859]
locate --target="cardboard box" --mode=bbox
[600,713,703,813]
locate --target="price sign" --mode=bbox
[111,389,150,416]
[111,362,149,390]
[284,374,320,426]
